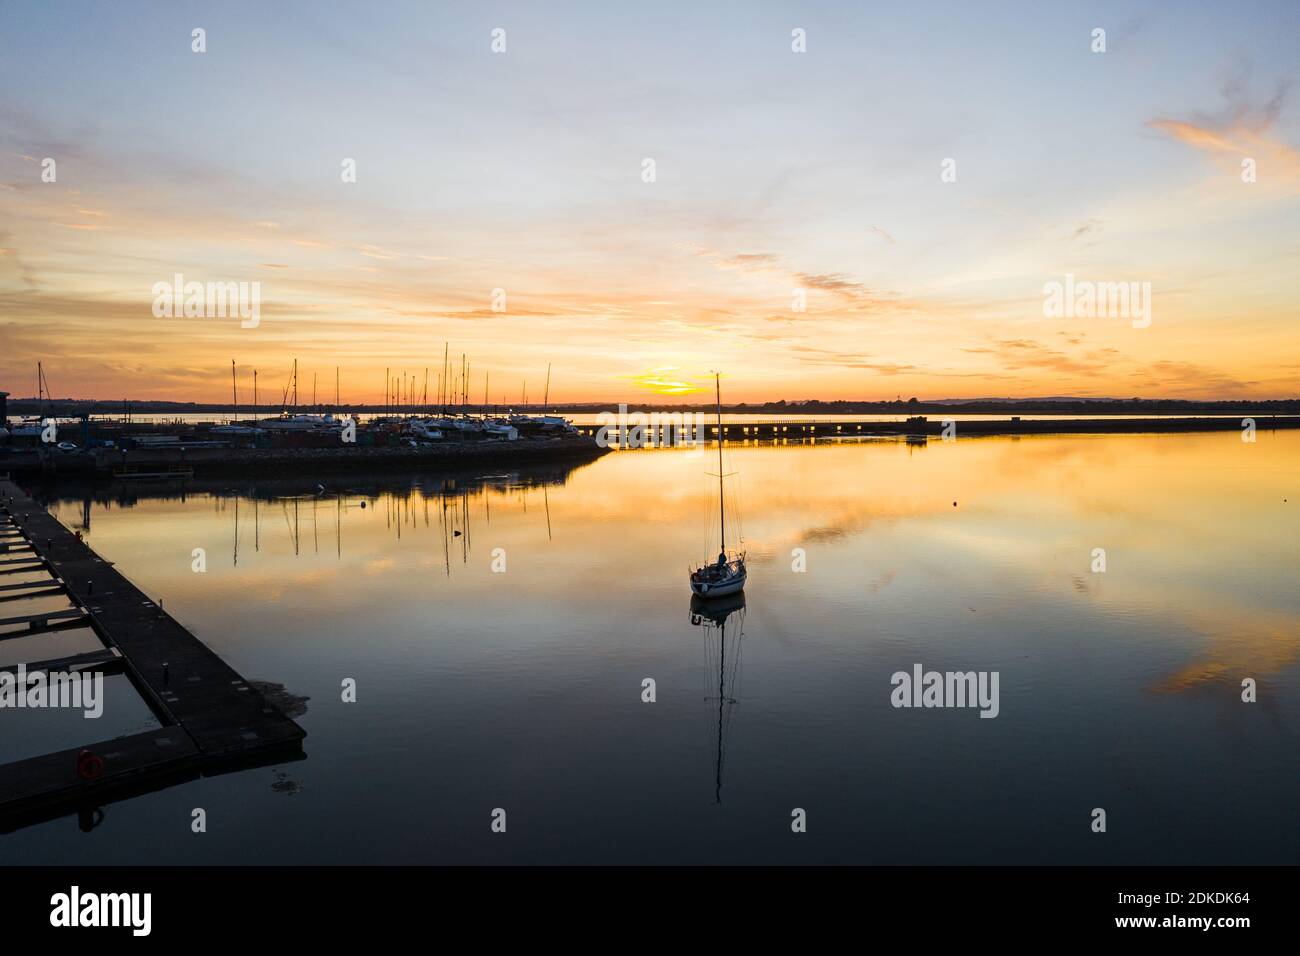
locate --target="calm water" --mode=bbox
[4,431,1298,864]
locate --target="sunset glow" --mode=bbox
[3,1,1299,403]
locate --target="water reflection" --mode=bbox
[7,434,1298,863]
[33,461,583,579]
[690,593,746,805]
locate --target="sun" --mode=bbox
[631,367,703,396]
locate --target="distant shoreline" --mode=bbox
[7,398,1300,418]
[570,415,1300,441]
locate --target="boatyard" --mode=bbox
[0,360,614,480]
[0,405,610,480]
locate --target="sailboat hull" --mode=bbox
[689,567,747,598]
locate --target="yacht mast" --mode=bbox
[716,372,725,554]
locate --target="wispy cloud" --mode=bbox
[1148,74,1300,188]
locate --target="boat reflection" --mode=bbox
[31,459,590,576]
[689,593,746,805]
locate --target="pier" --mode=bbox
[574,415,1300,443]
[0,479,305,829]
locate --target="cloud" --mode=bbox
[961,339,1109,377]
[1148,77,1300,188]
[689,244,909,312]
[794,272,866,294]
[1070,219,1102,242]
[1135,360,1251,395]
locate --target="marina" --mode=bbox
[0,479,305,830]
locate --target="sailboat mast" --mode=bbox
[442,343,449,415]
[231,359,237,420]
[716,372,725,554]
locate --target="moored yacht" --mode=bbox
[689,373,746,599]
[257,412,344,432]
[405,418,446,441]
[482,419,519,441]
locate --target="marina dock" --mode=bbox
[0,479,305,829]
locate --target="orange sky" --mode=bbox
[3,5,1299,404]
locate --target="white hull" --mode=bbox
[689,566,747,597]
[257,414,344,432]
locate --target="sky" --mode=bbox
[1,0,1298,404]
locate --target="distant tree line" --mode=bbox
[6,396,1299,417]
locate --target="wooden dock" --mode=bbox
[0,479,305,828]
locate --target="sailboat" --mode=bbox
[212,360,265,438]
[255,359,344,433]
[689,373,747,598]
[10,361,54,438]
